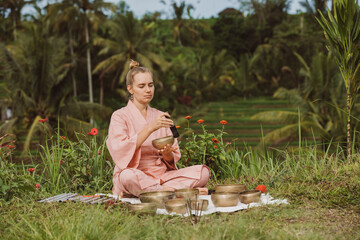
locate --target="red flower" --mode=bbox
[87,128,98,136]
[220,120,228,125]
[213,145,218,148]
[90,128,98,136]
[35,184,40,189]
[60,136,66,140]
[60,159,64,165]
[7,145,15,148]
[256,184,267,193]
[226,142,231,145]
[212,138,219,144]
[38,118,48,123]
[197,119,204,124]
[176,125,181,129]
[28,168,35,172]
[98,150,101,155]
[185,116,192,120]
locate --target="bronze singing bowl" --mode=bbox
[175,188,199,200]
[152,136,174,150]
[190,199,209,211]
[128,203,157,215]
[139,191,175,208]
[211,192,239,207]
[165,199,187,214]
[215,184,247,193]
[239,190,261,204]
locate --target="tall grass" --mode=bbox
[38,128,113,194]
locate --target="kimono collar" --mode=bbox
[127,100,151,123]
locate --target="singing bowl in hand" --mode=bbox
[152,136,174,150]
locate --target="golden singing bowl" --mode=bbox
[175,188,199,200]
[139,191,175,208]
[128,203,157,215]
[239,190,261,204]
[190,199,209,211]
[211,192,239,207]
[215,184,247,193]
[165,199,187,214]
[152,136,174,150]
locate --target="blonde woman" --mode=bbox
[106,60,210,197]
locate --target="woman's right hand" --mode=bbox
[148,113,174,132]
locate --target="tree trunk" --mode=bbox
[100,73,104,105]
[85,19,93,104]
[68,28,77,98]
[85,17,94,125]
[347,90,351,162]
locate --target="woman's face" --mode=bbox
[127,72,154,105]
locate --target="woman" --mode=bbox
[106,60,210,197]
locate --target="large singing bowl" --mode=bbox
[175,188,199,200]
[211,192,239,207]
[165,199,187,214]
[239,190,261,204]
[152,136,174,150]
[139,191,175,208]
[128,203,157,216]
[215,184,247,193]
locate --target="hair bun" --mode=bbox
[129,59,140,69]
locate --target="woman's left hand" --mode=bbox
[159,144,178,162]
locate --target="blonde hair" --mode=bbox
[126,60,152,100]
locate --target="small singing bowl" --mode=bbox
[215,184,247,193]
[239,190,261,204]
[128,203,157,215]
[152,136,174,150]
[211,192,239,207]
[190,199,209,211]
[139,191,175,208]
[165,199,187,214]
[175,188,199,200]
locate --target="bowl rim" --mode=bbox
[139,191,175,197]
[239,189,261,195]
[152,135,174,143]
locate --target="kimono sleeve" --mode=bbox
[106,111,140,170]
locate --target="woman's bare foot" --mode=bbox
[196,187,209,195]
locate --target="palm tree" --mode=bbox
[0,0,38,40]
[251,52,345,147]
[317,0,360,160]
[2,11,111,152]
[47,0,82,98]
[93,11,169,104]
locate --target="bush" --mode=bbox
[178,117,232,178]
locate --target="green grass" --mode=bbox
[2,145,360,239]
[1,201,359,240]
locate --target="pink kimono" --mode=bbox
[106,100,210,197]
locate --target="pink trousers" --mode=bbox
[118,166,210,196]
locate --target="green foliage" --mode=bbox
[0,134,35,203]
[39,128,113,193]
[178,119,232,177]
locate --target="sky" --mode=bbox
[121,0,304,19]
[26,0,305,18]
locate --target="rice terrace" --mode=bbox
[1,0,360,239]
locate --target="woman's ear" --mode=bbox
[127,85,133,95]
